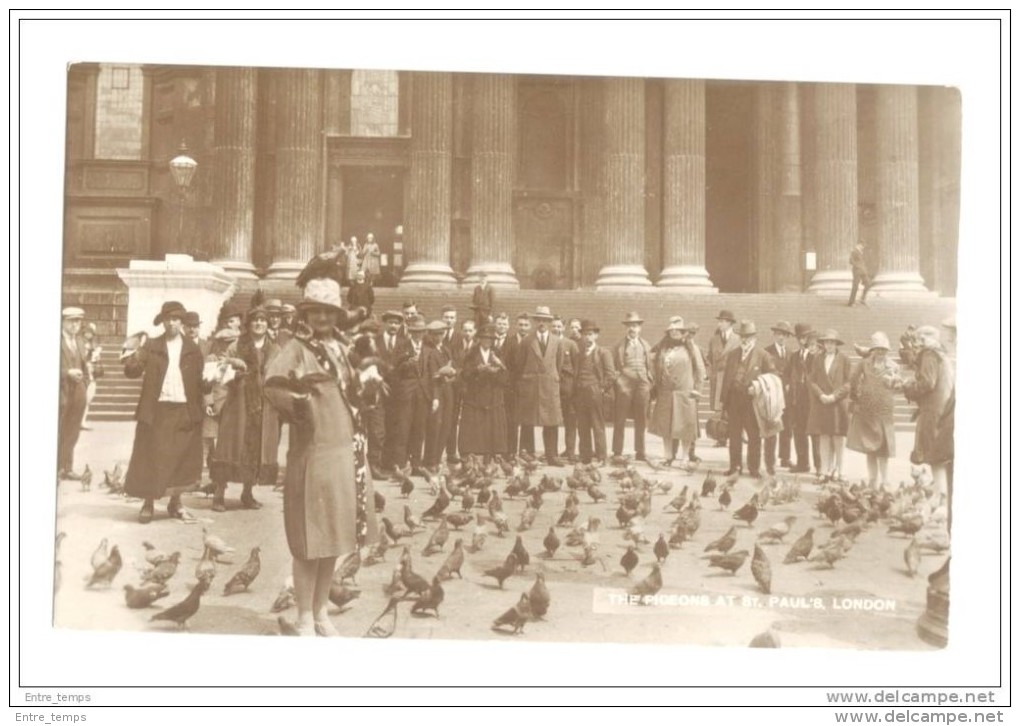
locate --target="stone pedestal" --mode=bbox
[597,78,652,290]
[916,557,950,648]
[400,72,458,288]
[116,254,236,339]
[658,79,716,292]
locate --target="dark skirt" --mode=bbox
[124,403,203,500]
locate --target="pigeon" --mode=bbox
[90,538,109,572]
[335,549,362,585]
[483,552,518,589]
[123,583,170,609]
[80,464,93,492]
[142,552,180,586]
[461,491,475,511]
[374,490,386,514]
[423,520,450,556]
[758,516,798,544]
[511,535,530,572]
[202,528,235,560]
[783,528,815,564]
[195,545,218,584]
[628,563,663,602]
[328,584,361,611]
[751,545,772,594]
[364,597,401,638]
[492,593,531,635]
[905,538,922,579]
[810,537,850,568]
[364,534,390,566]
[653,534,669,564]
[587,483,607,503]
[701,471,718,498]
[86,545,122,588]
[718,486,732,510]
[381,517,405,542]
[528,573,550,619]
[445,512,473,530]
[733,494,759,527]
[704,526,738,554]
[556,504,580,528]
[517,505,538,532]
[398,471,415,498]
[620,545,639,576]
[410,576,444,617]
[270,577,295,613]
[421,485,451,521]
[488,491,504,515]
[437,539,465,580]
[150,577,210,630]
[223,547,261,595]
[403,505,424,533]
[542,526,560,558]
[888,514,924,537]
[399,558,430,598]
[141,541,169,567]
[708,549,750,575]
[749,628,781,648]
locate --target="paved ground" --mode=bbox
[53,422,949,650]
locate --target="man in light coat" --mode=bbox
[611,312,655,462]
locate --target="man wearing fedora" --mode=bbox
[388,314,441,476]
[58,307,90,480]
[573,320,615,466]
[375,309,406,476]
[707,310,740,447]
[123,301,205,523]
[264,298,293,347]
[611,312,654,463]
[787,323,822,475]
[763,321,795,474]
[552,315,580,463]
[505,311,533,454]
[423,320,458,470]
[721,321,777,478]
[515,306,565,465]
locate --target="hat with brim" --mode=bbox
[716,310,737,323]
[62,306,85,320]
[406,315,428,333]
[183,311,202,327]
[771,321,794,336]
[817,329,844,345]
[915,324,940,340]
[245,307,270,323]
[666,316,685,332]
[281,303,297,315]
[532,306,554,321]
[297,278,344,313]
[737,320,758,338]
[622,312,644,325]
[381,310,404,323]
[867,331,891,352]
[153,301,188,326]
[684,321,701,333]
[793,322,814,338]
[264,298,285,314]
[580,319,600,333]
[425,320,448,333]
[477,325,497,339]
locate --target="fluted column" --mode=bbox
[752,83,778,293]
[805,83,858,294]
[210,67,258,278]
[323,70,351,247]
[869,85,929,295]
[596,77,652,289]
[658,79,715,292]
[466,74,518,288]
[400,72,457,287]
[775,82,805,292]
[267,69,323,280]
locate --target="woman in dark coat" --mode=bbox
[457,325,508,459]
[209,307,281,512]
[263,277,379,637]
[123,301,205,523]
[806,329,852,483]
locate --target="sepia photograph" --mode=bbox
[15,11,1006,713]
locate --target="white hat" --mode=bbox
[62,307,85,320]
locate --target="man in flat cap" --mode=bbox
[58,307,90,480]
[388,315,440,476]
[573,320,615,466]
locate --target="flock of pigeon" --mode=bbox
[62,452,951,644]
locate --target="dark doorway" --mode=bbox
[705,82,755,293]
[341,166,405,287]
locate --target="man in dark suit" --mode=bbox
[611,312,654,462]
[721,321,776,478]
[763,321,794,475]
[787,323,821,475]
[377,310,406,474]
[471,271,496,328]
[446,318,476,464]
[574,320,616,465]
[553,315,580,462]
[515,306,564,465]
[424,320,457,470]
[848,241,872,307]
[505,312,532,454]
[387,315,440,476]
[706,309,740,447]
[58,307,90,480]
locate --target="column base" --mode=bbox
[464,262,520,289]
[212,259,260,281]
[595,264,654,291]
[806,270,853,296]
[868,271,933,297]
[398,262,459,288]
[265,261,307,281]
[656,265,718,293]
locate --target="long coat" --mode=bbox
[903,345,955,466]
[515,332,564,426]
[806,351,852,436]
[458,346,509,455]
[846,356,900,457]
[707,330,740,411]
[649,341,706,444]
[264,336,379,560]
[210,335,281,485]
[362,242,381,276]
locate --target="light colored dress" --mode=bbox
[847,356,900,457]
[649,341,705,448]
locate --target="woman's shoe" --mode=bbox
[138,500,154,524]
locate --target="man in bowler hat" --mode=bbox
[720,321,776,478]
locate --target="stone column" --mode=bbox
[657,79,716,291]
[323,70,351,247]
[267,69,324,280]
[869,85,929,295]
[805,83,858,295]
[466,73,519,288]
[775,82,805,292]
[596,77,652,289]
[400,72,457,287]
[210,67,258,279]
[752,83,778,293]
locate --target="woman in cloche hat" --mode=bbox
[846,332,903,491]
[263,275,379,636]
[649,316,706,467]
[806,329,853,483]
